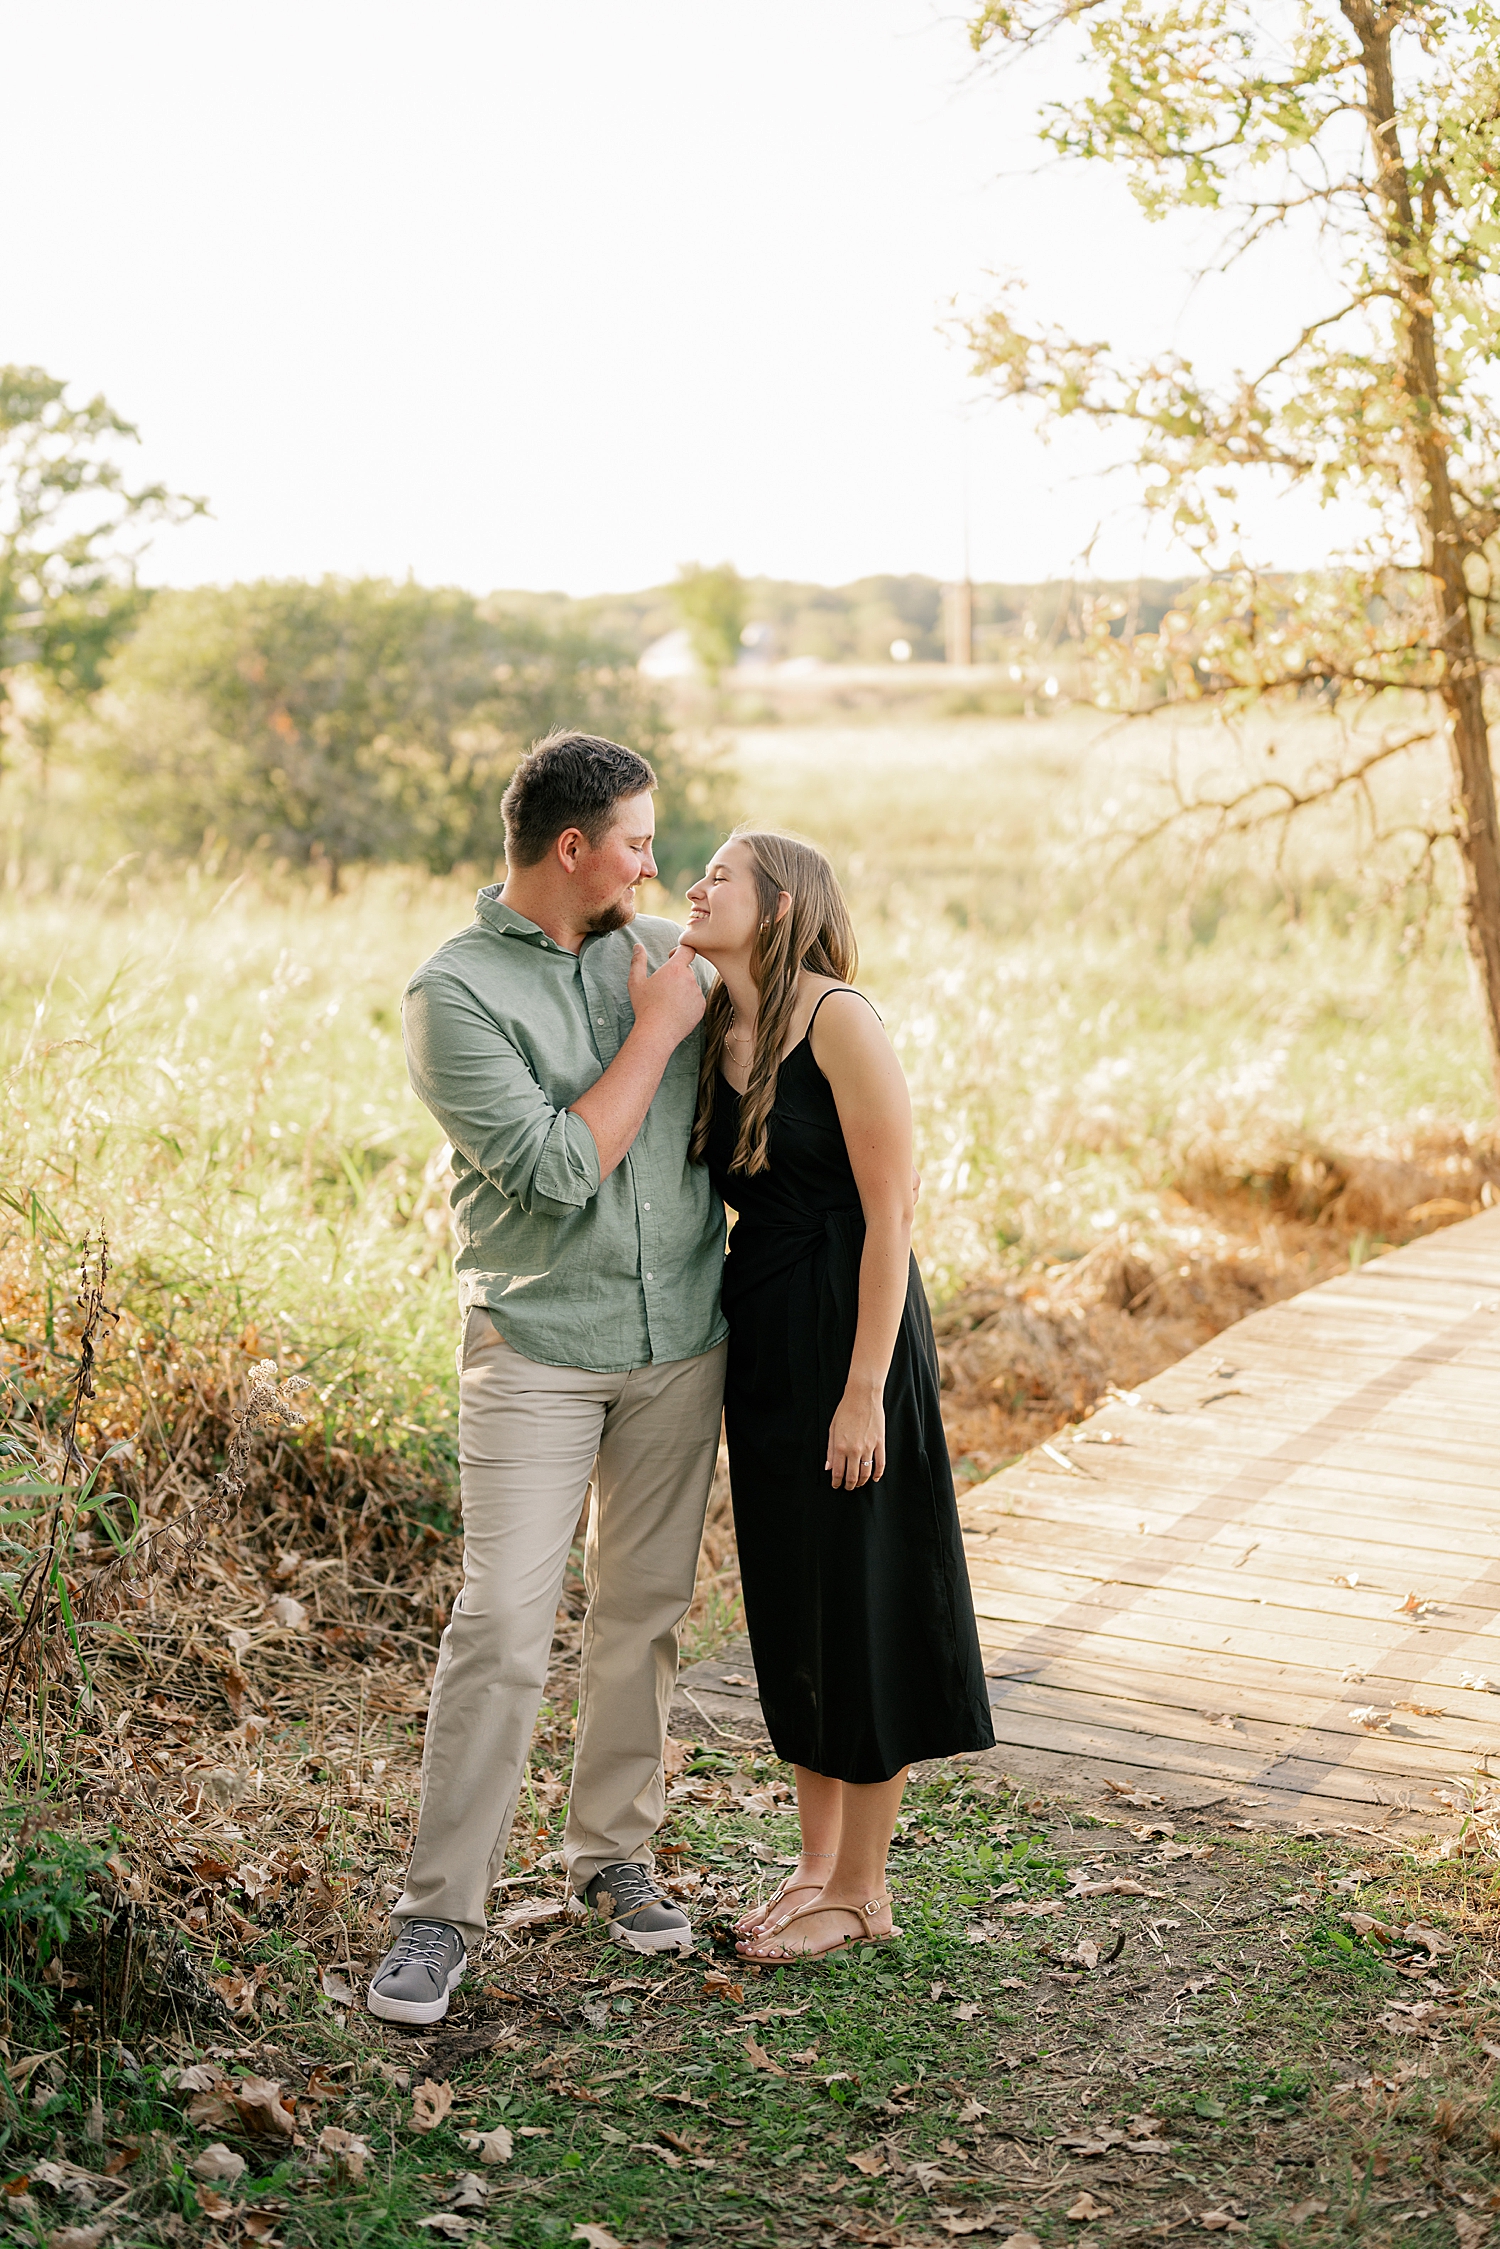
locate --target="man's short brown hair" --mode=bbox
[500,730,658,868]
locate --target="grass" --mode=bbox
[6,1764,1500,2247]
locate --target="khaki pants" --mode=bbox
[393,1309,726,1946]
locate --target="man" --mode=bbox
[367,730,726,2026]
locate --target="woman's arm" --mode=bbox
[810,990,916,1491]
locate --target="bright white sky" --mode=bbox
[4,1,1352,596]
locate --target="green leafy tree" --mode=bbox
[964,1,1500,1096]
[0,366,202,726]
[672,561,749,685]
[87,577,727,889]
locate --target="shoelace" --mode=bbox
[600,1864,668,1921]
[384,1921,458,1976]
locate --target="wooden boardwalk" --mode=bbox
[962,1207,1500,1832]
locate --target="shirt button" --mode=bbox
[642,1201,651,1210]
[645,1272,654,1281]
[597,1014,606,1024]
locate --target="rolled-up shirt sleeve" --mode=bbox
[402,973,602,1217]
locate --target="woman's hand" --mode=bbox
[826,1382,886,1490]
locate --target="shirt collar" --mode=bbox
[474,885,572,953]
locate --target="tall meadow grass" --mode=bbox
[0,707,1491,1455]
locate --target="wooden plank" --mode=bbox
[981,1674,1492,1783]
[962,1504,1500,1584]
[972,1612,1500,1699]
[961,1534,1500,1612]
[979,1643,1493,1737]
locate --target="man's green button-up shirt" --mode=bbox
[402,888,727,1373]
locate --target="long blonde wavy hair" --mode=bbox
[689,828,858,1176]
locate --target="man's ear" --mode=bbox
[556,826,588,873]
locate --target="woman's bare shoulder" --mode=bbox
[804,981,886,1057]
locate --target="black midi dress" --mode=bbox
[704,992,995,1784]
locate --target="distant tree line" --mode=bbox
[493,569,1193,668]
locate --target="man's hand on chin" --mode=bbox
[627,942,706,1044]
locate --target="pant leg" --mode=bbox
[393,1310,617,1946]
[564,1342,727,1890]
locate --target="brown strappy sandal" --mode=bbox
[736,1895,901,1962]
[732,1859,832,1938]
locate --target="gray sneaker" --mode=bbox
[366,1921,467,2025]
[582,1862,693,1954]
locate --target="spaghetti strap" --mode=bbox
[806,985,881,1038]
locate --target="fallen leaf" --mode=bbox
[1405,1921,1455,1956]
[101,2146,139,2178]
[938,2220,1004,2238]
[411,2079,455,2133]
[458,2125,513,2166]
[1453,2214,1490,2249]
[1101,1780,1165,1809]
[450,2173,489,2211]
[999,2236,1043,2249]
[1068,2192,1114,2221]
[1350,1706,1394,1733]
[910,2160,947,2192]
[46,2228,115,2249]
[415,2221,475,2241]
[196,2188,234,2217]
[1286,2198,1328,2223]
[572,2229,627,2249]
[848,2150,888,2176]
[1067,1877,1153,1899]
[227,2077,295,2139]
[786,2046,819,2064]
[1200,1712,1243,1732]
[1061,2129,1129,2154]
[317,2125,372,2181]
[744,2038,784,2076]
[1199,2213,1250,2234]
[6,2052,63,2087]
[1158,1841,1212,1862]
[173,2063,221,2093]
[191,2145,247,2184]
[954,2001,982,2020]
[495,1897,568,1931]
[1396,1591,1441,1617]
[518,2125,551,2138]
[239,2221,280,2246]
[1395,1700,1446,1718]
[265,1594,308,1628]
[319,1967,355,2005]
[957,2097,992,2123]
[1131,1820,1175,1840]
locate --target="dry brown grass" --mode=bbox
[935,1127,1499,1482]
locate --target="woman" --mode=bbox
[683,829,994,1962]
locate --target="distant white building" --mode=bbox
[637,627,700,680]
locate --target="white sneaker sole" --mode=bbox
[607,1917,694,1955]
[365,1959,467,2025]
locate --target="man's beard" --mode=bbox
[583,890,637,937]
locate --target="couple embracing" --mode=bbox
[368,730,993,2026]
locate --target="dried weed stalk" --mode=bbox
[0,1234,118,1730]
[79,1357,312,1623]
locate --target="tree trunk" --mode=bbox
[1345,0,1500,1106]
